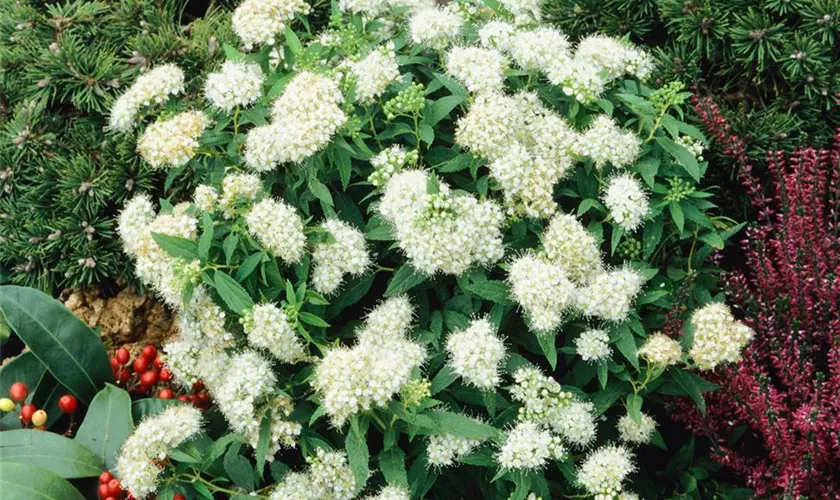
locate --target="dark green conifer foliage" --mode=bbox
[546,0,840,158]
[0,0,234,292]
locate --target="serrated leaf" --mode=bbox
[236,252,265,282]
[385,265,427,296]
[151,233,198,260]
[346,417,370,494]
[536,332,557,370]
[669,202,685,234]
[198,214,214,260]
[298,311,330,328]
[427,95,464,126]
[613,325,639,370]
[626,394,643,424]
[214,271,255,314]
[657,136,700,181]
[379,447,408,487]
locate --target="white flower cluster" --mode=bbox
[479,21,516,52]
[219,172,263,217]
[510,367,598,448]
[497,0,542,24]
[427,431,483,467]
[542,213,602,284]
[575,329,612,363]
[245,197,306,263]
[445,317,506,390]
[573,115,641,170]
[313,296,426,426]
[576,445,636,500]
[116,405,202,499]
[365,486,411,500]
[617,412,657,445]
[603,174,649,231]
[204,61,265,111]
[510,28,569,72]
[137,111,210,169]
[312,219,371,295]
[678,135,705,161]
[446,46,508,94]
[193,184,219,212]
[409,6,464,50]
[369,145,418,187]
[456,92,576,217]
[379,170,505,275]
[269,449,356,500]
[688,303,754,370]
[497,421,565,470]
[245,72,346,171]
[118,196,198,309]
[507,253,575,333]
[109,64,185,133]
[232,0,311,50]
[638,332,683,366]
[576,267,645,322]
[349,43,400,104]
[242,303,306,363]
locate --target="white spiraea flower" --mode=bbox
[678,135,706,160]
[542,213,602,285]
[427,432,483,467]
[548,59,605,104]
[638,332,683,366]
[497,421,565,470]
[232,0,311,50]
[192,184,219,212]
[507,253,575,333]
[603,174,649,231]
[118,194,156,257]
[573,115,641,170]
[379,171,505,276]
[137,111,210,169]
[269,449,356,500]
[109,64,185,133]
[311,219,371,295]
[365,485,411,500]
[576,267,644,322]
[575,329,612,363]
[446,317,506,390]
[245,197,306,263]
[498,0,542,24]
[577,445,636,499]
[369,145,418,187]
[688,303,754,370]
[575,35,654,82]
[409,7,463,50]
[242,303,306,362]
[204,61,264,111]
[312,297,426,426]
[509,28,570,73]
[339,0,388,15]
[478,21,516,52]
[116,405,202,499]
[350,43,400,104]
[554,400,598,447]
[455,92,524,162]
[617,412,657,445]
[446,46,507,94]
[219,172,263,216]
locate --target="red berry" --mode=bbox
[159,368,172,382]
[173,494,186,500]
[9,382,28,403]
[190,394,201,406]
[152,358,164,370]
[140,371,158,388]
[98,483,111,499]
[132,356,149,374]
[107,478,122,497]
[135,385,148,394]
[105,497,118,500]
[99,471,113,484]
[158,388,173,400]
[118,368,131,384]
[178,395,190,403]
[116,347,130,365]
[192,380,204,393]
[19,404,35,424]
[141,345,157,360]
[110,358,120,371]
[197,391,210,406]
[58,395,79,415]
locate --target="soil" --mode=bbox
[60,287,177,350]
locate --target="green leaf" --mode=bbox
[626,394,643,424]
[255,411,272,478]
[298,311,330,328]
[0,429,104,478]
[346,417,370,494]
[698,231,725,250]
[198,214,214,260]
[656,137,700,181]
[225,444,256,490]
[0,286,113,404]
[642,217,663,258]
[151,233,199,260]
[214,272,255,314]
[669,202,685,234]
[463,280,512,305]
[131,398,182,424]
[0,462,85,500]
[385,265,427,296]
[536,332,557,370]
[419,124,434,145]
[613,325,639,370]
[0,351,47,429]
[671,369,706,415]
[430,365,459,395]
[327,274,375,319]
[597,362,608,389]
[236,252,265,282]
[75,384,134,470]
[423,410,500,439]
[224,234,240,264]
[284,25,303,53]
[427,95,465,126]
[379,447,408,487]
[223,43,243,62]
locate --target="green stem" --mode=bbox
[186,471,267,499]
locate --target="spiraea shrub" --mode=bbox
[105,0,752,498]
[0,0,235,292]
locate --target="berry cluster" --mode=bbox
[0,382,78,430]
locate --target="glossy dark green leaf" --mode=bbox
[75,384,134,470]
[131,398,183,424]
[346,417,370,494]
[656,136,700,181]
[0,351,47,429]
[0,286,113,404]
[214,271,255,314]
[0,429,104,478]
[385,265,427,297]
[536,332,557,370]
[0,462,85,500]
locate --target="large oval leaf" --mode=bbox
[75,384,134,470]
[132,398,184,424]
[0,462,86,500]
[0,429,104,478]
[0,285,114,404]
[0,351,46,430]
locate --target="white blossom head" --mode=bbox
[409,7,464,50]
[575,267,644,322]
[232,0,311,50]
[509,28,570,73]
[542,213,603,284]
[204,61,264,111]
[688,303,754,370]
[445,317,506,390]
[575,329,612,363]
[269,449,356,500]
[573,115,641,170]
[219,172,263,216]
[498,0,543,24]
[349,44,400,104]
[365,485,412,500]
[507,253,575,333]
[245,197,306,263]
[497,421,565,470]
[478,21,516,52]
[638,332,683,366]
[446,46,508,94]
[312,219,371,295]
[109,64,185,132]
[242,303,306,363]
[427,431,483,467]
[576,445,636,498]
[603,174,649,231]
[617,412,657,445]
[137,111,210,169]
